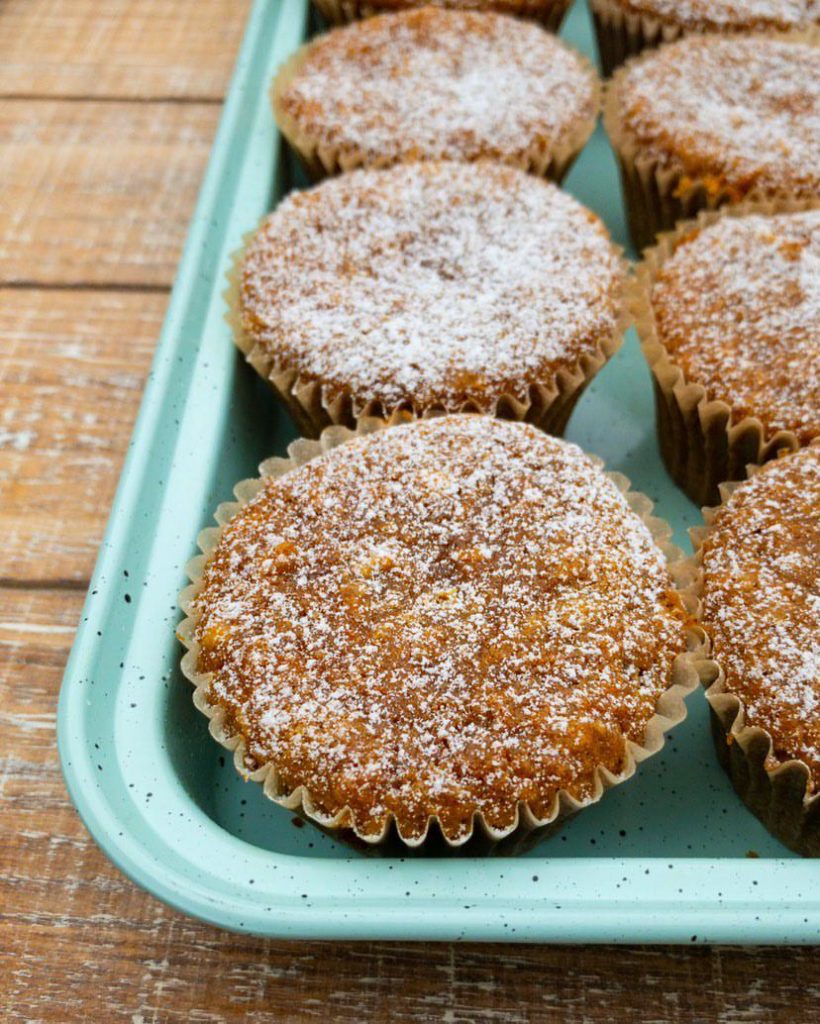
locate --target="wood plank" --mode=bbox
[0,100,221,287]
[0,0,251,100]
[2,591,818,1023]
[0,288,163,583]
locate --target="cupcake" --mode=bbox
[634,203,820,507]
[591,0,820,77]
[178,415,705,851]
[230,161,627,437]
[693,445,820,857]
[604,33,820,252]
[272,8,600,181]
[313,0,574,32]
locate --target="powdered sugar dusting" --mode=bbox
[241,162,623,413]
[701,446,820,784]
[278,8,598,166]
[194,416,689,839]
[652,210,820,442]
[617,0,819,31]
[616,36,820,198]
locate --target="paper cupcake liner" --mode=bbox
[177,414,712,853]
[603,30,820,252]
[590,0,686,76]
[270,42,601,186]
[631,199,818,507]
[312,0,573,32]
[225,232,628,440]
[688,454,820,857]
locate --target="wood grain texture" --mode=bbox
[0,0,251,100]
[1,593,818,1023]
[0,100,221,287]
[0,1,816,1020]
[0,289,162,584]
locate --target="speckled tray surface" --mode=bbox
[57,0,819,942]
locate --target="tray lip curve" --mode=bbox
[56,0,820,944]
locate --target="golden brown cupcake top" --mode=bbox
[275,8,599,169]
[611,0,819,33]
[700,446,820,787]
[648,210,820,444]
[609,34,820,201]
[239,162,624,416]
[193,416,691,842]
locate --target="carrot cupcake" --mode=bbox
[231,161,626,437]
[604,33,820,251]
[313,0,574,32]
[179,415,704,850]
[695,445,820,856]
[591,0,820,76]
[273,8,600,181]
[634,204,819,507]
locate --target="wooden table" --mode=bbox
[0,2,816,1020]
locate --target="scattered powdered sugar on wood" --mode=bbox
[617,0,819,31]
[616,35,820,197]
[278,8,598,165]
[194,416,690,839]
[651,209,820,442]
[240,162,623,414]
[701,446,820,785]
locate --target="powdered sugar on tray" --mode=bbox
[618,0,819,31]
[616,36,820,197]
[651,210,820,442]
[701,446,820,784]
[277,8,598,165]
[194,417,689,838]
[240,162,623,414]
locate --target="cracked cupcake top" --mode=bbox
[193,416,692,841]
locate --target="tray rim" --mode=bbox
[56,0,820,943]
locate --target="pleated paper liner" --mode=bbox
[603,29,820,252]
[225,229,629,440]
[311,0,574,33]
[177,414,713,854]
[631,199,819,508]
[590,0,687,77]
[270,37,601,185]
[688,452,820,858]
[591,0,820,78]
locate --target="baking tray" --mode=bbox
[57,0,819,942]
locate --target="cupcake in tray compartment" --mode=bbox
[590,0,820,77]
[229,161,626,438]
[633,203,820,507]
[312,0,574,33]
[604,32,820,252]
[272,7,600,182]
[178,415,708,852]
[693,445,820,857]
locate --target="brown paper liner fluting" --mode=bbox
[604,30,820,252]
[226,232,628,440]
[271,41,601,186]
[177,414,712,854]
[590,0,688,77]
[687,457,820,858]
[631,200,818,507]
[312,0,574,32]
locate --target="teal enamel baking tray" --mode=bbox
[57,0,818,942]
